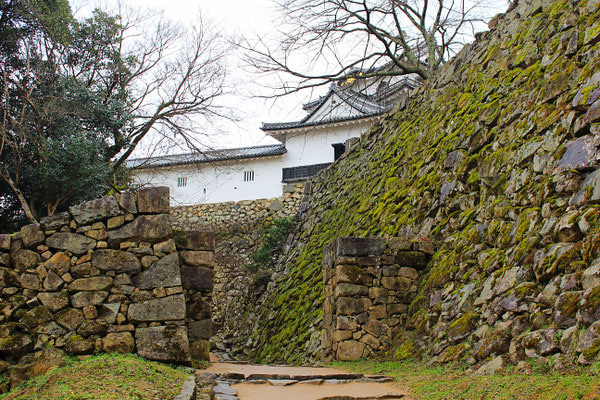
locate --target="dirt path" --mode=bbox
[204,359,412,400]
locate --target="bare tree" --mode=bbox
[244,0,507,94]
[0,2,232,224]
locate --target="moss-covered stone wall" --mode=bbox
[227,0,600,369]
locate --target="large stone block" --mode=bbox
[13,249,41,272]
[336,341,365,361]
[381,276,413,291]
[102,332,134,353]
[136,187,170,214]
[39,212,70,231]
[20,224,45,248]
[55,308,84,331]
[395,251,430,269]
[189,339,210,360]
[8,348,66,389]
[70,291,108,308]
[44,252,71,275]
[69,196,121,225]
[37,292,69,312]
[135,325,190,364]
[127,294,186,322]
[108,215,172,246]
[174,231,214,251]
[334,283,369,297]
[180,251,215,267]
[68,276,113,292]
[46,233,96,256]
[181,266,213,291]
[334,237,386,257]
[337,297,371,315]
[117,192,137,214]
[335,265,372,285]
[133,253,181,289]
[92,249,142,275]
[188,319,211,341]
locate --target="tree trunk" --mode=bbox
[0,171,38,224]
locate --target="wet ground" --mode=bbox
[203,356,411,400]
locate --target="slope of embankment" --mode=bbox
[229,0,600,367]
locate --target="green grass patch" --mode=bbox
[334,359,600,400]
[0,353,191,400]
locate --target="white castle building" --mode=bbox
[129,73,419,205]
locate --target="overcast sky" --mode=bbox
[71,0,509,155]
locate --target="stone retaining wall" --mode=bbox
[0,187,213,389]
[322,237,432,361]
[171,184,304,232]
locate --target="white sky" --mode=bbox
[70,0,508,156]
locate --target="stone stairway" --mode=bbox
[198,361,408,400]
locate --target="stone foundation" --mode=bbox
[322,237,432,361]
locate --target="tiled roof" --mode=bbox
[127,144,287,169]
[262,77,418,132]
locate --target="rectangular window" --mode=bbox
[177,177,187,187]
[244,171,255,182]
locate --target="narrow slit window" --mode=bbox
[177,177,187,187]
[244,170,255,182]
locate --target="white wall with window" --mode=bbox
[132,156,284,205]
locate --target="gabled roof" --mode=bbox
[262,76,418,132]
[127,144,286,169]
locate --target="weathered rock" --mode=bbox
[554,291,583,328]
[37,292,69,312]
[188,319,211,341]
[108,214,172,245]
[20,273,41,291]
[55,308,84,331]
[117,192,137,214]
[174,230,214,251]
[13,249,41,272]
[70,291,108,308]
[334,237,386,257]
[189,338,210,360]
[136,187,170,214]
[68,276,112,292]
[20,224,45,248]
[135,325,191,364]
[64,335,94,355]
[337,297,371,316]
[334,283,369,297]
[181,266,213,291]
[335,265,372,285]
[474,356,505,376]
[133,253,181,289]
[336,341,365,361]
[91,249,142,275]
[20,306,52,330]
[0,268,20,288]
[577,321,600,364]
[583,258,600,290]
[43,270,64,291]
[153,239,176,254]
[102,332,134,353]
[579,288,600,326]
[180,251,215,267]
[0,334,33,361]
[521,328,560,357]
[46,233,96,256]
[39,212,70,231]
[0,253,10,267]
[381,276,412,291]
[43,252,71,275]
[127,294,186,322]
[70,196,121,225]
[78,320,108,337]
[7,348,65,389]
[97,303,120,324]
[0,234,11,251]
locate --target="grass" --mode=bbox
[335,359,600,400]
[0,353,191,400]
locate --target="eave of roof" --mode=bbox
[127,144,287,169]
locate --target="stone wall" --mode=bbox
[171,184,304,232]
[170,184,304,336]
[322,237,429,361]
[216,0,600,369]
[0,187,213,389]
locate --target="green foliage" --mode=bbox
[247,217,295,271]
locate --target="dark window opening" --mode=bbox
[332,143,345,161]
